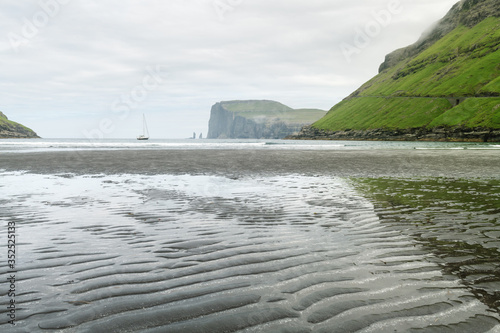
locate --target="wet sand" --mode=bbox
[1,149,500,332]
[0,149,499,177]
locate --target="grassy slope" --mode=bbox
[0,112,15,127]
[0,111,37,135]
[221,100,293,113]
[430,98,500,127]
[221,100,326,124]
[314,17,500,131]
[315,98,451,130]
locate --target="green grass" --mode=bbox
[221,100,293,113]
[0,112,11,125]
[429,97,500,127]
[221,100,326,124]
[237,109,327,123]
[0,111,38,136]
[358,18,500,97]
[313,17,500,132]
[480,75,500,95]
[0,112,24,129]
[314,97,452,130]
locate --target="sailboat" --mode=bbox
[137,114,149,140]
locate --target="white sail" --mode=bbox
[137,114,149,140]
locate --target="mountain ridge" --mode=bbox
[379,0,500,72]
[289,0,500,142]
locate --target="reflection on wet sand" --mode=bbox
[1,172,499,332]
[354,177,500,312]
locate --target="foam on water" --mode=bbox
[0,138,499,153]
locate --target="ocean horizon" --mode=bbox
[1,138,500,154]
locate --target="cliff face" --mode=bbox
[379,0,500,72]
[207,101,326,139]
[0,112,39,138]
[291,0,500,142]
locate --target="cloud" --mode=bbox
[0,0,458,138]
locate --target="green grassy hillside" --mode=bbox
[0,111,39,138]
[221,100,326,124]
[429,98,500,127]
[356,17,500,97]
[221,100,293,113]
[312,3,500,136]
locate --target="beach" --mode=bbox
[1,147,500,332]
[1,148,499,177]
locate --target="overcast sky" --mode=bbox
[1,0,459,138]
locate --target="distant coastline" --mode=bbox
[0,112,39,139]
[207,100,326,139]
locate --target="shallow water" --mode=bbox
[0,138,499,153]
[1,169,500,332]
[354,178,500,311]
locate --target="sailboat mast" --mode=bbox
[143,114,149,137]
[137,113,149,140]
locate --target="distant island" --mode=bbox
[207,100,326,139]
[0,112,39,138]
[289,0,500,142]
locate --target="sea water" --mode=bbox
[0,138,499,153]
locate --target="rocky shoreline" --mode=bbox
[0,129,40,139]
[286,125,500,142]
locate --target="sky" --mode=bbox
[0,0,459,139]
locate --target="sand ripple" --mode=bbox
[0,172,499,332]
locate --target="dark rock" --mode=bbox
[286,126,500,143]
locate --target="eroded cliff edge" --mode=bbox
[207,100,326,139]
